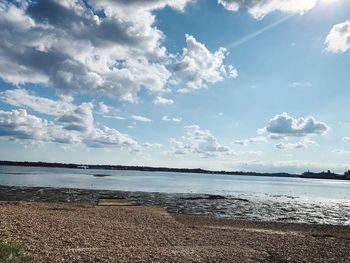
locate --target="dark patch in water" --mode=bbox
[92,174,111,177]
[2,172,27,175]
[182,194,228,200]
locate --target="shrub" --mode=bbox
[0,240,32,263]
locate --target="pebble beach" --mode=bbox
[0,186,350,262]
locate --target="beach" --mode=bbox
[1,185,349,225]
[0,186,350,262]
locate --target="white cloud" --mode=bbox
[0,109,81,144]
[154,96,174,105]
[217,0,240,11]
[0,109,50,141]
[0,89,139,150]
[90,0,192,15]
[103,115,125,120]
[275,138,317,150]
[161,115,182,122]
[56,103,94,133]
[0,108,139,150]
[95,101,123,119]
[218,0,318,19]
[343,137,350,143]
[172,117,183,122]
[0,88,138,149]
[0,89,75,116]
[325,20,350,53]
[98,102,110,114]
[170,125,230,157]
[0,1,242,102]
[174,34,237,92]
[131,115,153,122]
[0,0,198,103]
[234,136,268,146]
[162,116,171,121]
[84,126,138,150]
[142,142,163,149]
[260,112,330,138]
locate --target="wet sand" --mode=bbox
[1,185,349,225]
[0,201,349,262]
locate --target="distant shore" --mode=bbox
[1,160,350,180]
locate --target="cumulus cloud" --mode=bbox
[56,103,94,133]
[0,1,239,102]
[0,109,50,141]
[170,125,230,157]
[83,126,138,149]
[0,89,75,116]
[0,88,135,147]
[0,109,82,144]
[131,115,152,122]
[325,20,350,53]
[161,115,182,122]
[0,0,202,103]
[0,108,138,150]
[275,138,317,150]
[260,112,330,138]
[218,0,318,19]
[174,34,237,92]
[0,88,139,150]
[154,96,174,105]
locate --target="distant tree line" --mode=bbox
[0,160,349,180]
[301,170,350,180]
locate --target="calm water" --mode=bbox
[0,165,349,201]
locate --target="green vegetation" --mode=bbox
[0,239,32,263]
[266,251,286,263]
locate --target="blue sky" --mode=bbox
[0,0,350,173]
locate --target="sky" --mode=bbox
[0,0,350,173]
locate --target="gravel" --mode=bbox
[1,201,349,262]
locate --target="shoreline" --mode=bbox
[1,185,349,226]
[1,185,350,262]
[1,198,350,262]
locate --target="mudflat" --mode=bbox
[0,201,349,262]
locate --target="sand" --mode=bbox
[0,201,349,262]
